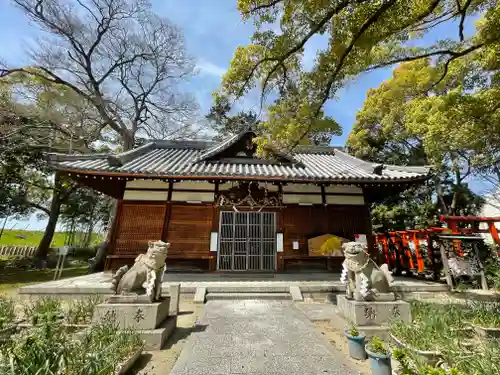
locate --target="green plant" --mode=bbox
[392,348,414,375]
[417,366,464,375]
[467,301,500,327]
[442,337,500,375]
[1,318,71,374]
[23,297,62,325]
[367,336,390,355]
[346,324,359,337]
[0,306,143,375]
[483,247,500,291]
[66,295,101,325]
[0,295,15,330]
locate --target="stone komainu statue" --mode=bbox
[111,240,169,302]
[340,241,394,301]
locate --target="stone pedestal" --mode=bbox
[337,295,411,326]
[92,296,176,350]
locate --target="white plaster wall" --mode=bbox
[325,195,364,205]
[282,184,321,193]
[282,194,323,204]
[171,191,214,202]
[123,190,168,201]
[324,185,362,194]
[173,181,215,191]
[125,179,169,189]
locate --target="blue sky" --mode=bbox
[0,1,487,230]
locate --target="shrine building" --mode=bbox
[47,129,429,272]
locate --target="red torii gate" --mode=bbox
[440,215,500,249]
[373,216,500,279]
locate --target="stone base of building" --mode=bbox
[336,294,411,327]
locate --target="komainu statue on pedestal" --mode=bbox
[111,240,169,302]
[340,241,394,301]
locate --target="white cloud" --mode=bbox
[195,60,226,77]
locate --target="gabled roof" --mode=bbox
[196,125,303,167]
[46,132,430,184]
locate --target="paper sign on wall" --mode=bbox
[292,241,299,250]
[210,232,218,252]
[276,233,284,252]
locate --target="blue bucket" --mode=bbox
[344,331,367,360]
[366,347,392,375]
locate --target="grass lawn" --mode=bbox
[0,229,103,247]
[0,265,88,293]
[0,230,67,247]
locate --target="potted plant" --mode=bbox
[344,325,367,360]
[366,336,392,375]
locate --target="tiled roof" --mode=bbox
[47,138,430,184]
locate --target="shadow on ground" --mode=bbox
[162,323,208,350]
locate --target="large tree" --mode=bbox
[0,79,96,262]
[347,56,491,224]
[1,0,200,270]
[215,0,500,153]
[2,0,198,148]
[206,96,259,141]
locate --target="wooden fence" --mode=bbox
[0,245,37,257]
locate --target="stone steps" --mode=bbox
[205,292,292,301]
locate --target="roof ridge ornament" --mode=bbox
[373,164,385,175]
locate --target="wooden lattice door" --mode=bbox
[217,211,276,271]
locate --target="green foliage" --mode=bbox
[391,301,500,375]
[0,295,15,330]
[347,57,488,224]
[392,348,414,375]
[417,366,464,375]
[483,250,500,291]
[346,324,359,337]
[206,95,259,140]
[23,297,62,326]
[0,308,143,375]
[367,336,389,355]
[218,0,500,152]
[65,295,102,325]
[467,301,500,327]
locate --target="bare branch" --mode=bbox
[5,0,197,150]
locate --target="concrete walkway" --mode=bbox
[169,300,360,375]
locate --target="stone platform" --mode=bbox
[92,296,177,350]
[18,272,450,301]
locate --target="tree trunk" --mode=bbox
[84,221,94,248]
[0,216,8,240]
[88,199,118,273]
[450,154,462,216]
[434,176,449,215]
[88,132,133,273]
[34,179,63,267]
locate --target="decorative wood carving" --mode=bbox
[216,181,284,212]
